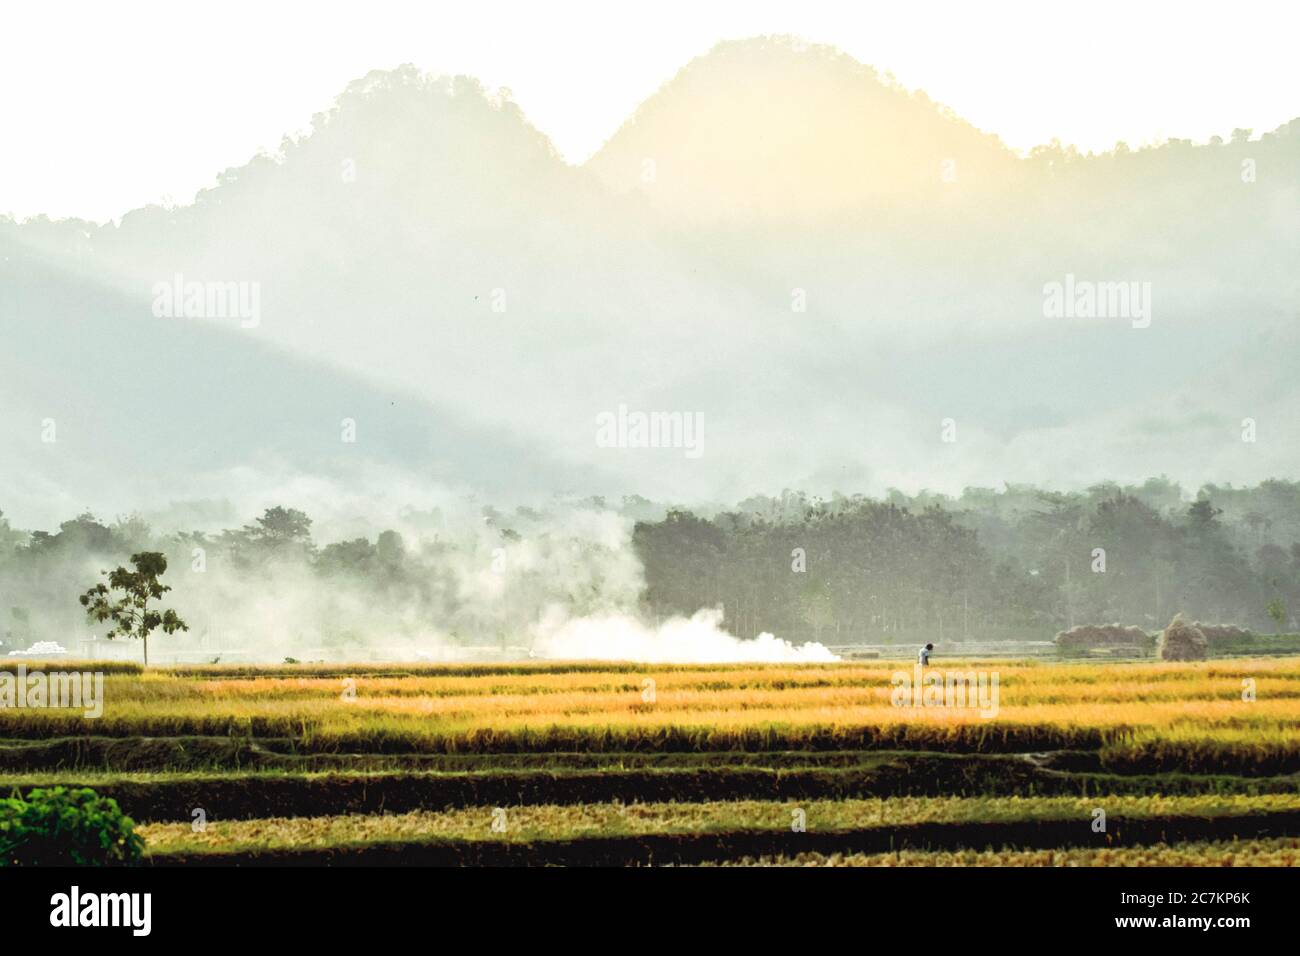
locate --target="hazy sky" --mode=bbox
[3,0,1297,222]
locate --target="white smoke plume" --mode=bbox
[530,607,838,663]
[1,472,836,664]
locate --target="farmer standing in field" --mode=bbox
[918,642,934,667]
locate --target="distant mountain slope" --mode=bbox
[2,41,1298,526]
[0,226,599,527]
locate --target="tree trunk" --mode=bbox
[143,635,149,667]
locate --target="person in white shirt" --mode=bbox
[918,642,934,666]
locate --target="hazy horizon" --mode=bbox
[3,12,1298,661]
[4,36,1298,527]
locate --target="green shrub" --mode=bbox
[0,787,145,865]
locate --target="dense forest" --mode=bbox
[632,478,1300,645]
[1,477,1297,656]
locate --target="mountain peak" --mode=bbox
[587,35,1015,221]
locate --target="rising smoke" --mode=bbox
[0,475,836,664]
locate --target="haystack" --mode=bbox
[1156,613,1209,661]
[1191,622,1252,645]
[1054,623,1150,651]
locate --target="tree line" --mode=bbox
[632,480,1300,644]
[2,478,1298,654]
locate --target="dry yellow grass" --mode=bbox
[3,659,1298,759]
[138,793,1300,855]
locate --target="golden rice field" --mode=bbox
[4,658,1299,747]
[3,657,1300,865]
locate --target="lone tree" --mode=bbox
[80,552,188,666]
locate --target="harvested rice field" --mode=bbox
[3,658,1299,866]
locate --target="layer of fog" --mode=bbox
[4,44,1298,530]
[0,481,836,664]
